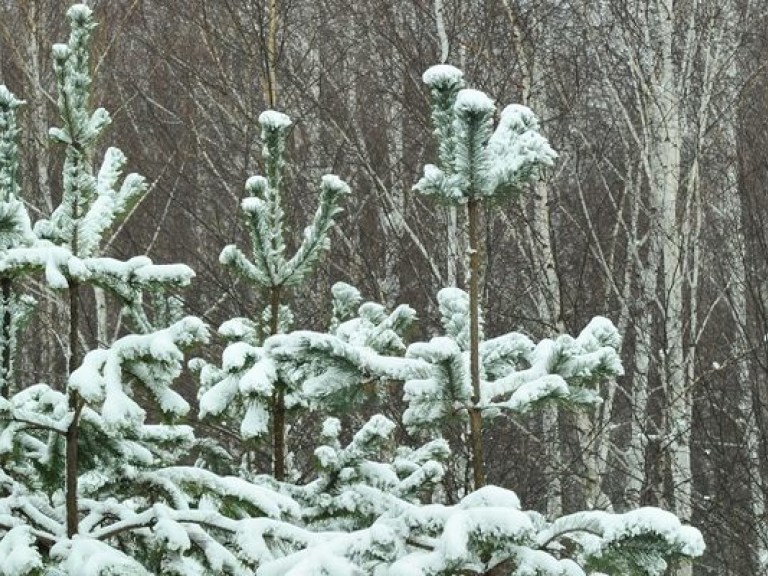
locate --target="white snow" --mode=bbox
[422,64,464,89]
[486,104,557,195]
[454,88,495,115]
[240,401,270,438]
[459,485,521,510]
[51,44,71,62]
[259,110,292,130]
[67,3,93,21]
[320,174,351,196]
[153,513,192,552]
[245,175,269,196]
[51,536,150,576]
[0,526,42,576]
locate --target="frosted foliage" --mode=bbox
[437,287,477,350]
[0,246,195,296]
[75,147,147,257]
[293,414,449,529]
[0,87,34,258]
[0,199,33,251]
[487,104,558,196]
[197,338,278,439]
[538,508,705,575]
[321,416,342,439]
[0,527,42,575]
[454,88,495,115]
[268,329,428,407]
[330,282,362,331]
[67,3,93,21]
[413,163,466,202]
[0,85,23,108]
[415,65,556,202]
[422,64,464,89]
[0,376,305,572]
[399,288,622,431]
[219,317,260,344]
[0,314,311,575]
[259,110,292,131]
[69,317,208,429]
[0,85,25,204]
[52,537,150,576]
[222,110,348,290]
[332,299,416,352]
[19,4,151,274]
[284,174,350,286]
[479,317,623,409]
[198,286,419,420]
[245,477,702,575]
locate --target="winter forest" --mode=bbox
[0,0,764,574]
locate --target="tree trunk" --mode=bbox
[66,280,81,538]
[270,284,285,481]
[467,197,485,490]
[0,277,12,398]
[265,0,279,109]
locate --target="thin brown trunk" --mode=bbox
[270,284,285,481]
[1,277,12,398]
[66,280,81,538]
[467,197,485,490]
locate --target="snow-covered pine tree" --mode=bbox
[198,110,350,479]
[0,9,706,571]
[0,6,301,574]
[0,87,35,399]
[201,313,705,574]
[252,480,704,575]
[230,64,705,573]
[205,275,701,573]
[415,64,558,489]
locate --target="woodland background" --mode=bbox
[1,1,766,574]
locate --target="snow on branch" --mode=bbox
[415,64,557,203]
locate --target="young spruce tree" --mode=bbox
[197,110,350,480]
[235,66,707,574]
[0,7,299,574]
[414,65,559,488]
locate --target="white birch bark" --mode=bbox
[616,2,741,573]
[498,0,571,515]
[434,0,460,288]
[725,174,768,573]
[530,176,566,515]
[719,9,767,565]
[378,53,406,309]
[646,0,690,530]
[575,3,704,544]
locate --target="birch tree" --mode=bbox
[574,2,751,573]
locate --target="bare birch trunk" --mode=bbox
[722,76,768,571]
[503,0,570,516]
[434,0,460,288]
[650,5,692,573]
[378,51,407,308]
[467,197,485,490]
[94,287,108,346]
[531,179,565,515]
[21,1,59,384]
